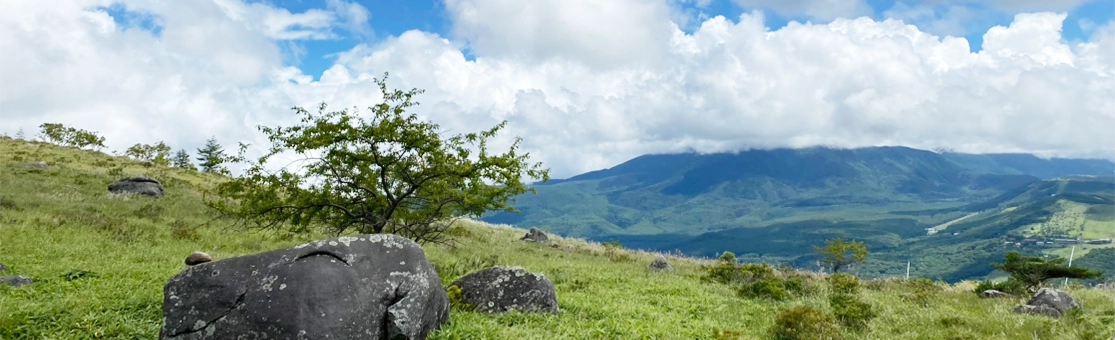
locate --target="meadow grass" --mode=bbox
[1,138,1113,339]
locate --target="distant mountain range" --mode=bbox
[483,146,1115,281]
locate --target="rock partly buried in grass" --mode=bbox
[0,275,32,287]
[0,262,6,272]
[160,234,448,340]
[108,176,165,197]
[520,227,553,245]
[23,161,47,170]
[1012,288,1080,318]
[980,289,1009,298]
[184,252,211,266]
[648,256,672,272]
[449,266,559,313]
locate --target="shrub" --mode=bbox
[603,242,633,262]
[738,276,791,301]
[0,196,19,210]
[445,285,474,311]
[828,273,860,295]
[973,278,1026,296]
[769,305,843,340]
[829,293,876,331]
[170,220,200,241]
[62,270,98,281]
[825,273,875,331]
[132,203,165,220]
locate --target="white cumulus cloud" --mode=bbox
[0,1,1112,179]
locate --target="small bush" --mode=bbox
[169,220,200,241]
[108,167,124,177]
[829,293,876,331]
[738,276,791,301]
[62,270,98,281]
[603,242,632,262]
[937,316,966,328]
[974,278,1026,296]
[769,305,843,340]
[828,274,861,295]
[132,203,165,220]
[446,285,474,311]
[0,196,19,210]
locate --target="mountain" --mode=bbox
[483,146,1115,281]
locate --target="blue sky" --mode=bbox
[245,0,1114,81]
[5,0,1114,178]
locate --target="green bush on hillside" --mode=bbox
[703,256,811,301]
[769,305,843,340]
[828,273,861,295]
[974,278,1026,296]
[826,273,875,331]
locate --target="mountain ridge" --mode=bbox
[486,145,1115,281]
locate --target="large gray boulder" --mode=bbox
[109,176,165,197]
[450,266,558,314]
[160,234,449,340]
[0,275,32,287]
[1012,288,1081,318]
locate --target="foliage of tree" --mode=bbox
[15,128,25,140]
[172,149,195,170]
[196,137,229,174]
[207,74,550,244]
[38,123,106,150]
[814,238,868,273]
[125,142,172,166]
[991,251,1103,292]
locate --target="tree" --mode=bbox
[15,128,25,140]
[814,238,868,273]
[991,251,1103,292]
[173,149,195,170]
[196,137,229,174]
[125,142,172,166]
[38,123,106,150]
[207,74,549,244]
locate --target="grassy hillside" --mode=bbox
[1,138,1114,339]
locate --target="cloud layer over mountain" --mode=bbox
[2,0,1112,178]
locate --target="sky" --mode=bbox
[1,0,1113,179]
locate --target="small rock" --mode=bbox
[0,275,32,287]
[185,252,212,266]
[980,289,1009,298]
[521,227,552,245]
[24,161,47,170]
[648,256,672,272]
[450,266,559,313]
[0,262,7,272]
[108,176,165,197]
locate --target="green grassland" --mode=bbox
[1017,200,1115,259]
[1,138,1114,339]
